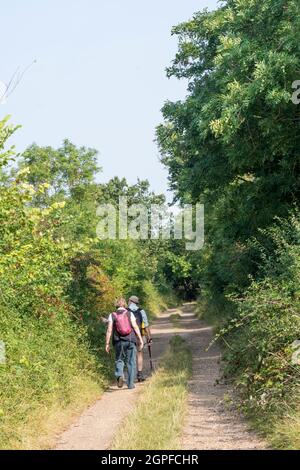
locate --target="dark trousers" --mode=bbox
[114,340,137,389]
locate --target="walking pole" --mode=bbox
[147,340,154,372]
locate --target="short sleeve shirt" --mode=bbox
[108,310,135,323]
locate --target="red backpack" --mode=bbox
[112,308,133,336]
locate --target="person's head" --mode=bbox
[115,297,127,309]
[129,295,139,305]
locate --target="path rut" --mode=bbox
[179,305,265,450]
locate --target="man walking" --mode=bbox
[105,298,143,389]
[127,295,152,382]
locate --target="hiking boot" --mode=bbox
[137,372,146,382]
[117,376,124,388]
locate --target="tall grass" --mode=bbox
[0,304,108,449]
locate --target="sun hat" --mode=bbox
[129,295,139,304]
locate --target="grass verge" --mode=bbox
[7,376,103,450]
[269,411,300,450]
[0,306,109,450]
[170,311,181,329]
[112,335,192,450]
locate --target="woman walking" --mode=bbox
[105,298,143,389]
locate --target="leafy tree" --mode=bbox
[16,139,99,206]
[157,0,300,294]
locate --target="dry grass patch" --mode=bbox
[1,375,104,450]
[112,335,192,450]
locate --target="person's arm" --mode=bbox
[105,320,113,354]
[131,316,144,350]
[145,326,152,343]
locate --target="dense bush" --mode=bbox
[218,216,300,418]
[0,303,104,448]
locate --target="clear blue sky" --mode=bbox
[1,0,218,199]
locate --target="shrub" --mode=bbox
[215,214,300,420]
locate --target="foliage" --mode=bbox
[0,116,186,448]
[215,216,300,417]
[0,118,103,448]
[0,303,104,449]
[157,0,300,446]
[157,0,300,292]
[16,139,100,206]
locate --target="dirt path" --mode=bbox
[54,304,265,450]
[180,304,265,450]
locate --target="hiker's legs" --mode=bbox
[137,340,146,381]
[137,349,143,373]
[125,342,137,389]
[114,341,125,379]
